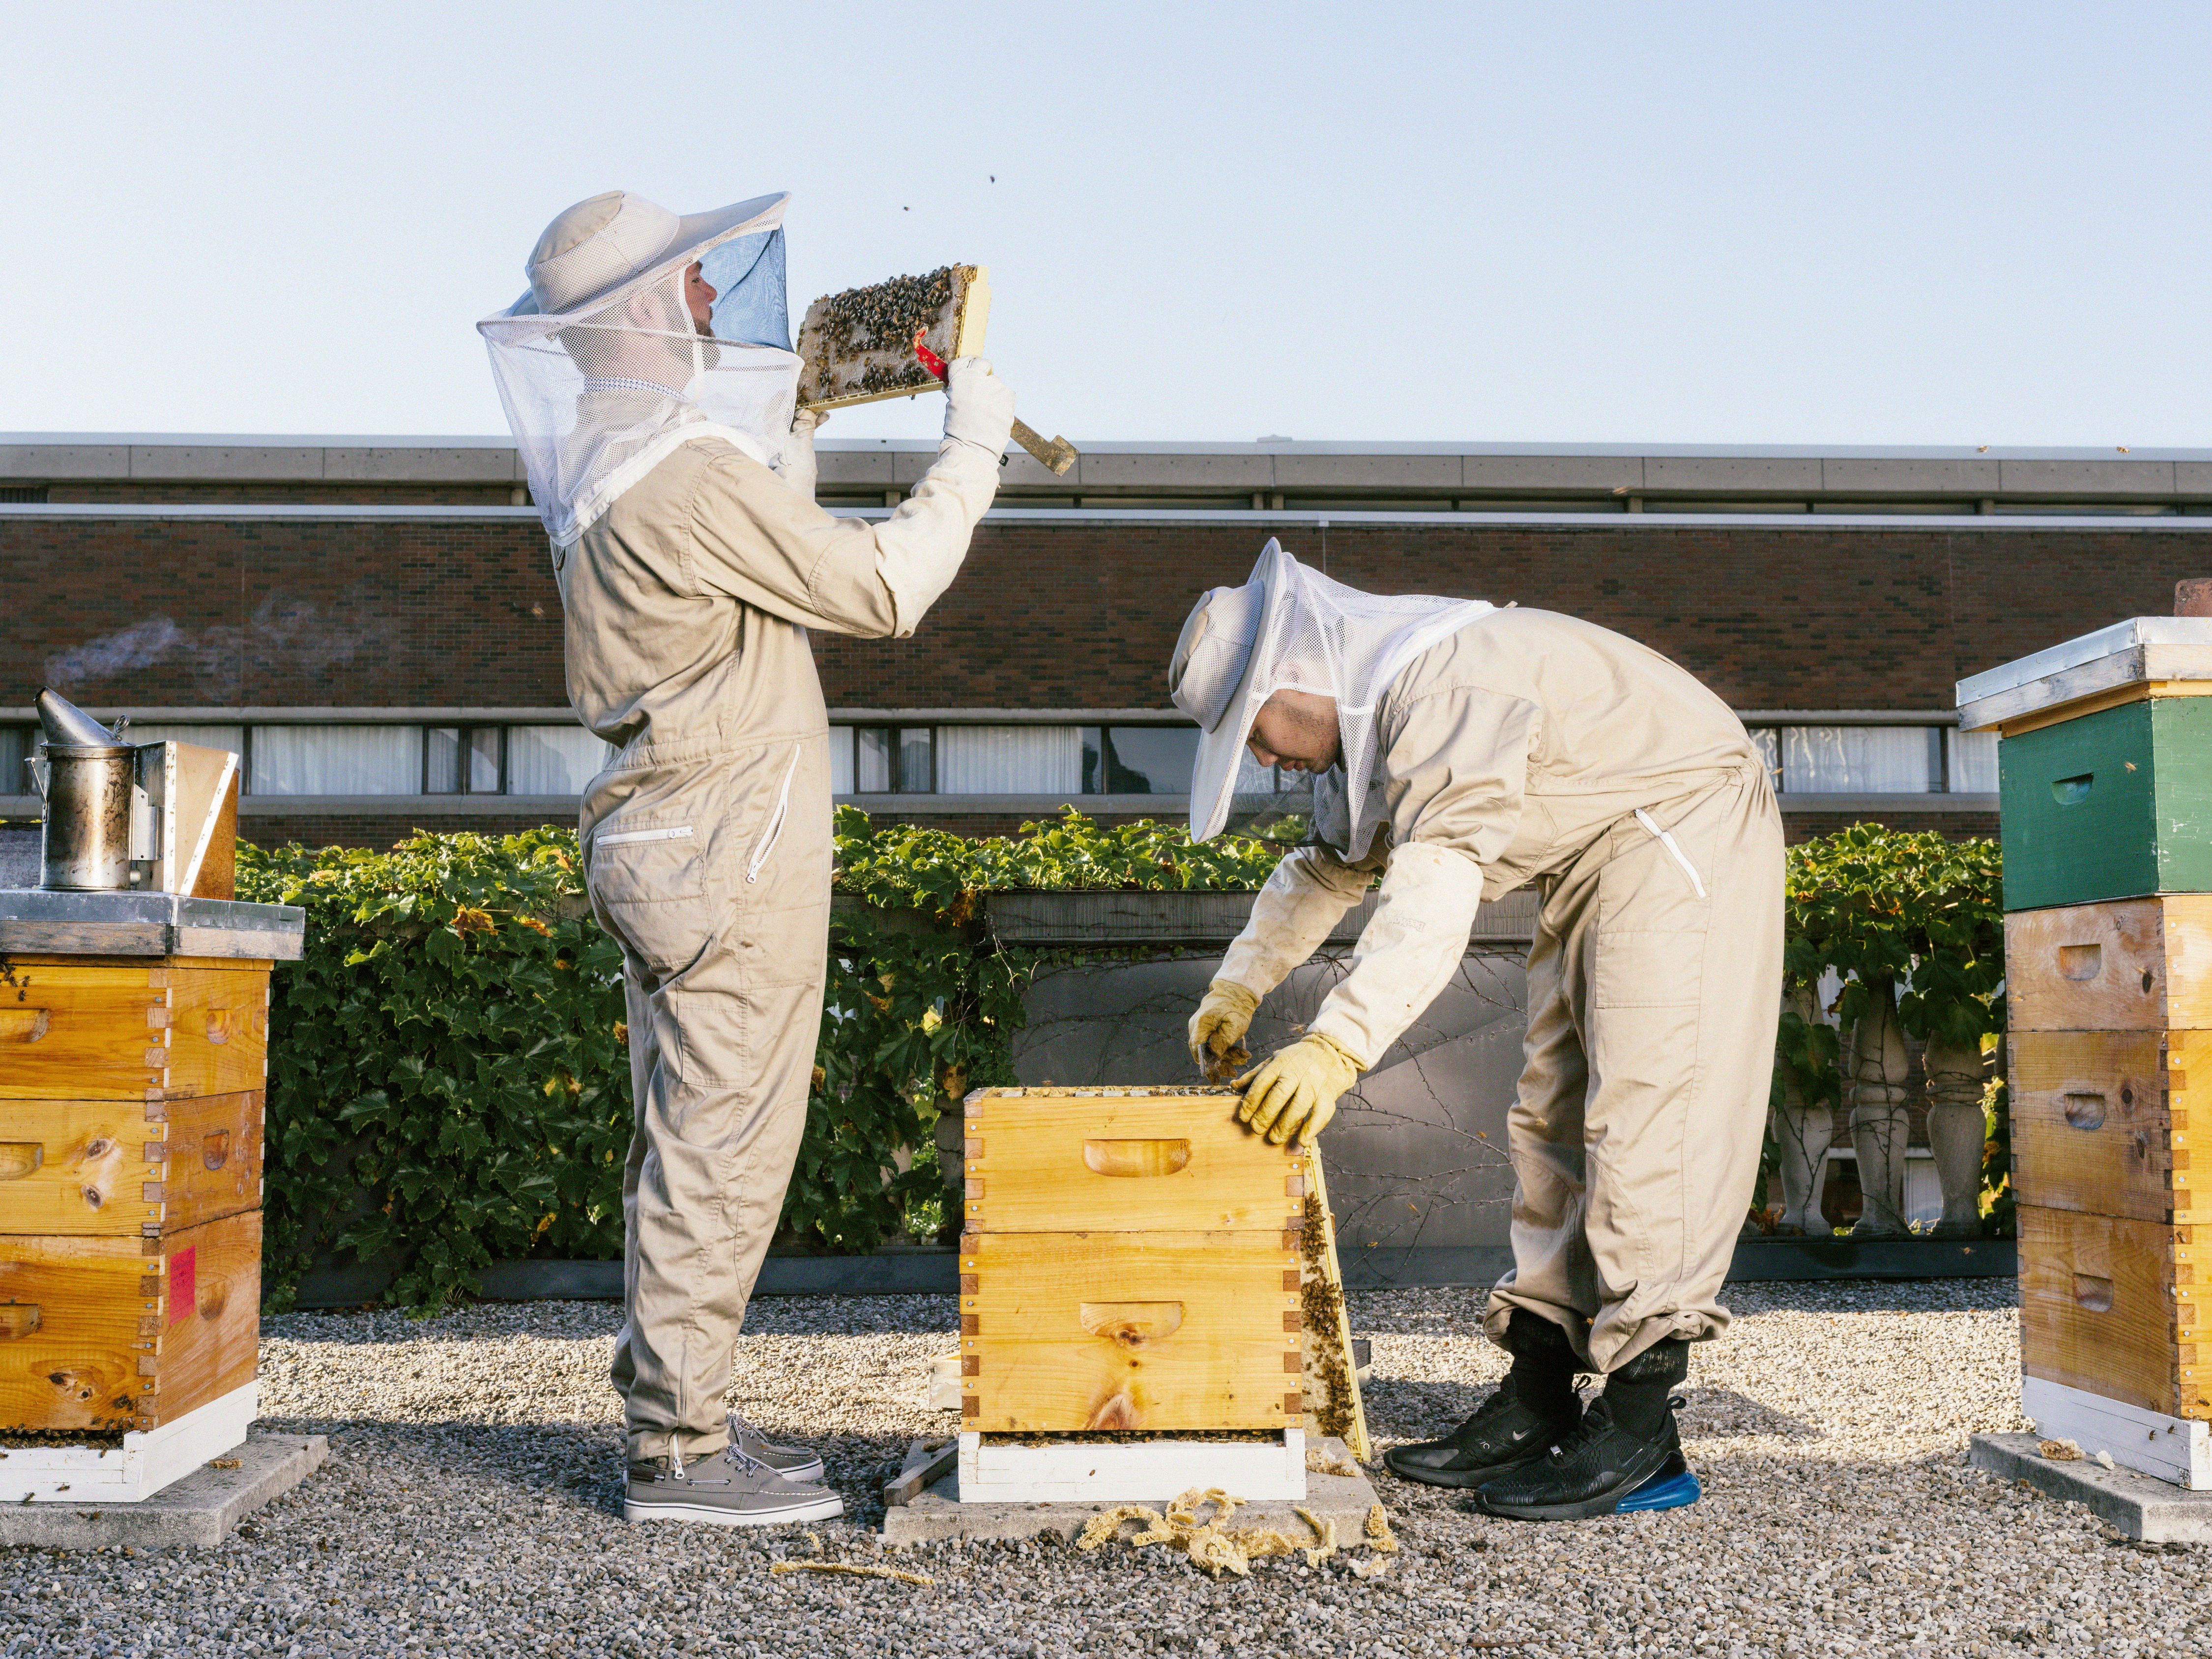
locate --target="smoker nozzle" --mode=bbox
[33,687,119,747]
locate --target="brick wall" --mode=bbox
[9,514,2206,712]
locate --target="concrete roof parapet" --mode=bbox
[1819,457,2000,494]
[0,443,133,479]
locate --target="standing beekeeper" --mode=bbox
[1175,539,1782,1520]
[479,190,1016,1526]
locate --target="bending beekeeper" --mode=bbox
[1173,539,1782,1521]
[480,190,1016,1526]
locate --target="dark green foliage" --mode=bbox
[1773,825,2010,1234]
[237,829,629,1314]
[240,810,1289,1313]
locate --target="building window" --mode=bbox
[1948,729,1998,793]
[1095,727,1199,794]
[936,726,1083,794]
[425,726,505,794]
[253,727,422,796]
[1777,726,1941,794]
[0,726,33,796]
[508,726,615,794]
[847,727,934,793]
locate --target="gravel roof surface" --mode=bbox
[4,1277,2207,1657]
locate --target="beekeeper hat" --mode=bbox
[1169,538,1298,842]
[510,189,791,320]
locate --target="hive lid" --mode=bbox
[1955,617,2212,732]
[0,890,305,959]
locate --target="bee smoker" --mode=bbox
[26,688,136,891]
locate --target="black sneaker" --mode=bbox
[1382,1372,1584,1489]
[623,1443,844,1527]
[1474,1394,1698,1521]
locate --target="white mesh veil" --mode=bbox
[478,191,802,548]
[1180,540,1491,851]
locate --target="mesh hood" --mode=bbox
[1179,539,1491,849]
[478,193,800,547]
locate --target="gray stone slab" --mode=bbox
[1077,452,1274,489]
[0,1433,327,1550]
[1460,454,1641,492]
[1969,1432,2212,1543]
[882,1436,1382,1544]
[1271,455,1462,490]
[0,889,305,960]
[1643,456,1824,492]
[0,444,131,479]
[129,444,326,481]
[984,888,1538,948]
[1997,458,2177,495]
[1821,457,2000,495]
[323,446,517,484]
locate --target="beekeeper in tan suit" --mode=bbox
[1173,540,1781,1521]
[480,190,1016,1526]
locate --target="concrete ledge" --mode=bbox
[1724,1237,2015,1280]
[293,1245,963,1307]
[1969,1432,2212,1543]
[297,1234,2019,1307]
[0,1433,327,1549]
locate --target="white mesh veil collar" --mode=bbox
[1172,539,1492,848]
[477,191,798,548]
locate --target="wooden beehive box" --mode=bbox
[1967,619,2212,1472]
[0,1208,262,1433]
[0,952,272,1434]
[960,1086,1307,1433]
[2006,898,2209,1423]
[0,891,299,1483]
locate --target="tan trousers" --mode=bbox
[585,731,832,1462]
[1484,769,1784,1373]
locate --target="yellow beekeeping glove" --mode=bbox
[1188,978,1262,1077]
[1235,1033,1364,1146]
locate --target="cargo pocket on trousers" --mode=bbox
[1590,928,1707,1011]
[588,822,713,984]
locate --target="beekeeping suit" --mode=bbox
[1175,541,1783,1384]
[480,191,1016,1476]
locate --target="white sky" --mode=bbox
[5,1,2206,447]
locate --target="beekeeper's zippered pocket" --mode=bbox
[1634,808,1707,899]
[595,822,695,848]
[747,744,802,885]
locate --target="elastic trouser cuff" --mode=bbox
[630,1428,729,1465]
[1609,1334,1692,1386]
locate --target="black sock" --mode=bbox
[1603,1338,1690,1441]
[1501,1310,1581,1417]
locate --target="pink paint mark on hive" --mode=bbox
[169,1246,196,1326]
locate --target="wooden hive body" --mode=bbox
[0,952,271,1436]
[2007,908,2209,1423]
[960,1087,1306,1433]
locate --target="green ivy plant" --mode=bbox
[238,830,628,1313]
[240,810,1290,1312]
[1771,825,2009,1234]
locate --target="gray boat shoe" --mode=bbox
[624,1442,843,1527]
[727,1408,825,1483]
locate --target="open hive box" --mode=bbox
[956,1086,1367,1502]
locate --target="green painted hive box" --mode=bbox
[2000,697,2212,911]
